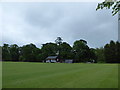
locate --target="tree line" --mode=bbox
[1,37,120,63]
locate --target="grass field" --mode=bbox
[2,62,118,88]
[0,62,2,89]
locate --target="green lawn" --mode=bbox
[0,62,2,89]
[2,62,118,88]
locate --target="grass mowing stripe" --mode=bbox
[2,62,118,88]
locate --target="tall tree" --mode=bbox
[9,44,20,61]
[55,37,63,62]
[116,41,120,63]
[55,37,63,45]
[20,43,40,62]
[2,44,11,61]
[104,43,111,63]
[0,46,2,61]
[89,48,97,62]
[95,47,105,63]
[73,39,90,62]
[104,40,119,63]
[59,42,74,62]
[41,43,58,61]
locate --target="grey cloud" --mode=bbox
[1,2,118,48]
[25,8,64,28]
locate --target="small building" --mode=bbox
[46,56,58,63]
[64,59,73,63]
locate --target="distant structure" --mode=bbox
[46,56,73,63]
[46,56,58,63]
[118,11,120,42]
[64,59,73,63]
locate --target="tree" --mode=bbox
[20,43,40,62]
[36,52,46,62]
[116,41,120,63]
[59,42,74,62]
[9,44,20,61]
[104,43,111,63]
[55,37,63,45]
[73,39,90,63]
[35,48,43,62]
[80,39,87,45]
[2,44,11,61]
[0,46,2,61]
[104,40,119,63]
[95,47,105,63]
[41,43,58,61]
[89,48,97,63]
[96,0,120,16]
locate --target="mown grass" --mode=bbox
[2,62,118,88]
[0,62,2,89]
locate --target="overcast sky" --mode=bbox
[0,2,118,48]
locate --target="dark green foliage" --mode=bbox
[59,42,74,61]
[116,41,120,62]
[2,44,11,61]
[41,43,58,56]
[1,39,120,63]
[9,44,20,61]
[104,40,120,63]
[0,46,2,61]
[73,39,95,63]
[20,43,41,62]
[36,53,46,62]
[94,41,120,63]
[96,0,120,16]
[89,48,97,62]
[95,47,105,63]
